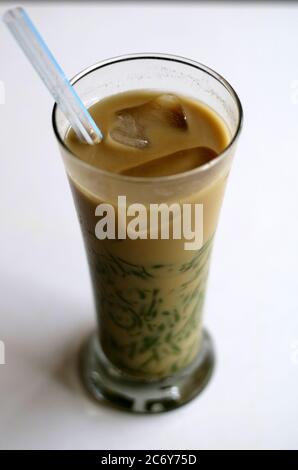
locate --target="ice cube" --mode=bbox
[148,94,188,130]
[109,94,188,149]
[121,146,217,177]
[109,111,149,149]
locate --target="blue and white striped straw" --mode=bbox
[3,7,103,145]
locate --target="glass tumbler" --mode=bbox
[52,54,242,413]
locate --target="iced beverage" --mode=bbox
[53,55,242,412]
[66,90,230,378]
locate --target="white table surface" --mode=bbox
[0,2,298,450]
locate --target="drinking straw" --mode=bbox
[3,7,103,145]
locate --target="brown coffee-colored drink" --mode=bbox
[65,90,230,378]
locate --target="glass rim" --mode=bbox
[52,52,243,184]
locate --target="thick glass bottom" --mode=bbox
[79,330,215,413]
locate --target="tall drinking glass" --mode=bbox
[52,54,242,413]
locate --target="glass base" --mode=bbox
[79,330,215,413]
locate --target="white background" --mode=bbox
[0,1,298,450]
